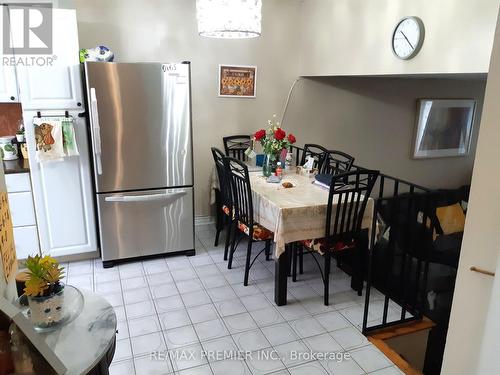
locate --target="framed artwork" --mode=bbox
[218,65,257,98]
[412,99,476,159]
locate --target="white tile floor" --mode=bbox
[64,224,405,375]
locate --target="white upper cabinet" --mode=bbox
[0,6,19,102]
[15,9,83,110]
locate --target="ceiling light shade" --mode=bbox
[196,0,262,39]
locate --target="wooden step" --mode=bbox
[367,317,435,375]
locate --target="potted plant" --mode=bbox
[254,115,296,177]
[23,255,65,328]
[15,127,24,142]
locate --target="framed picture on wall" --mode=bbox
[218,65,257,98]
[412,99,476,159]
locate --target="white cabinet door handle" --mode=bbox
[90,88,102,175]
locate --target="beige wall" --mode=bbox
[284,77,485,189]
[75,0,301,217]
[299,0,499,76]
[442,13,500,375]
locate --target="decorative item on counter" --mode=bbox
[23,255,65,329]
[252,114,296,178]
[79,45,114,63]
[20,144,29,160]
[0,136,19,161]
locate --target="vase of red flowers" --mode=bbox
[254,115,296,177]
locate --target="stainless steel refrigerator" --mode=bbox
[84,62,194,267]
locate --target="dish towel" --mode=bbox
[34,117,66,162]
[62,118,79,157]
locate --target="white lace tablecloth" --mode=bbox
[211,168,375,258]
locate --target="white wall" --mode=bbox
[75,0,301,217]
[284,76,485,189]
[299,0,499,76]
[442,13,500,375]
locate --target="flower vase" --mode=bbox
[27,285,65,328]
[263,153,279,177]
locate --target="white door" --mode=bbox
[25,110,97,257]
[0,6,19,103]
[16,9,83,110]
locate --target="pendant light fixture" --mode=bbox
[196,0,262,39]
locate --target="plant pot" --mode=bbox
[15,134,24,142]
[27,285,65,328]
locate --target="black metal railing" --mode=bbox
[289,145,434,333]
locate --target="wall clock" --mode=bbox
[392,17,425,60]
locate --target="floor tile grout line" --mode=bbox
[144,258,178,375]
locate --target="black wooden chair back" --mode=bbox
[211,147,232,209]
[300,144,328,170]
[320,150,355,175]
[224,157,254,232]
[223,135,251,161]
[325,170,379,242]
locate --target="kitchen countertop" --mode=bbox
[3,158,30,174]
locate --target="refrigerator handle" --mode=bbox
[90,88,103,175]
[104,191,187,203]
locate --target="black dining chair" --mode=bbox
[300,144,328,170]
[319,150,355,175]
[224,157,273,286]
[223,135,251,161]
[292,169,379,305]
[211,147,234,259]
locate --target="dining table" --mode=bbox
[210,163,375,306]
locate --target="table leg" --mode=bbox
[275,244,290,306]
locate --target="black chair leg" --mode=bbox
[223,218,233,261]
[243,238,253,286]
[227,222,237,269]
[292,243,297,282]
[324,252,331,306]
[265,240,271,261]
[299,245,304,274]
[214,190,223,247]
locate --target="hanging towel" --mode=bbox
[34,117,65,162]
[62,118,79,157]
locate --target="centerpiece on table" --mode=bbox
[23,255,66,329]
[254,115,296,177]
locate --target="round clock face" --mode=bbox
[392,17,424,60]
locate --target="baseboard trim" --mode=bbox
[195,215,215,226]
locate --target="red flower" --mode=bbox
[254,129,266,141]
[274,128,286,141]
[287,133,296,144]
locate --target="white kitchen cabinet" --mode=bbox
[8,191,36,227]
[25,110,97,258]
[13,226,39,260]
[16,9,83,110]
[0,6,19,103]
[0,66,19,103]
[5,172,40,260]
[5,173,31,192]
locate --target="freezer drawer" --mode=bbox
[97,187,194,262]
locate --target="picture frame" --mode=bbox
[412,99,476,159]
[218,65,257,98]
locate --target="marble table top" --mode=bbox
[40,289,117,374]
